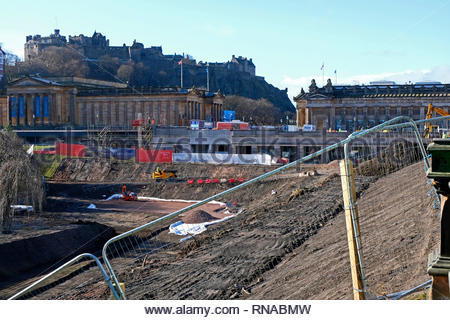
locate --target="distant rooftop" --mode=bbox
[294,79,450,101]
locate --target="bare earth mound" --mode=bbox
[249,161,439,299]
[182,210,219,224]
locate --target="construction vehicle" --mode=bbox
[424,103,450,138]
[152,167,177,180]
[122,185,137,201]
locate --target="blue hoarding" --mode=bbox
[34,96,41,118]
[223,110,235,122]
[10,97,16,117]
[19,96,24,118]
[43,96,49,117]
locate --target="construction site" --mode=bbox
[1,113,448,301]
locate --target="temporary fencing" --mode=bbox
[340,121,438,299]
[7,116,444,300]
[6,253,118,300]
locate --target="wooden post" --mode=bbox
[110,282,125,300]
[340,160,365,300]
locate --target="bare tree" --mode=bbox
[0,131,44,233]
[116,63,134,83]
[18,46,88,78]
[224,95,285,125]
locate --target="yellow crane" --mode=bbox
[424,103,450,138]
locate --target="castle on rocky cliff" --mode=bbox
[24,29,256,76]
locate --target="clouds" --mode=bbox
[281,65,450,99]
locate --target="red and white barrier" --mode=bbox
[187,177,245,185]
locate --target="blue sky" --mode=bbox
[1,0,449,99]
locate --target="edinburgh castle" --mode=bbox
[25,29,255,76]
[23,29,293,114]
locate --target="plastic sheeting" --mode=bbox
[173,153,272,165]
[169,215,233,238]
[10,205,33,212]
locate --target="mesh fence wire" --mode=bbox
[347,127,440,299]
[1,254,114,300]
[102,160,351,300]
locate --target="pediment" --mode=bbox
[9,77,61,88]
[308,94,330,100]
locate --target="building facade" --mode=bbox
[0,46,5,83]
[4,76,224,128]
[294,79,450,131]
[0,96,8,126]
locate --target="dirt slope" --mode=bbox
[118,173,373,299]
[51,158,274,182]
[248,161,440,299]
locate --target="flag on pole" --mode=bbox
[320,63,324,70]
[178,60,183,65]
[334,69,336,74]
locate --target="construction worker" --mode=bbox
[443,132,448,139]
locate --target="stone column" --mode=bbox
[50,93,57,125]
[69,89,77,126]
[166,100,171,125]
[362,107,368,128]
[186,101,190,120]
[77,101,83,126]
[151,101,157,124]
[374,106,380,124]
[330,106,336,130]
[104,101,110,126]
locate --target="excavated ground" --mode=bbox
[0,158,440,300]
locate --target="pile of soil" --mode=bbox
[326,160,340,168]
[182,210,219,224]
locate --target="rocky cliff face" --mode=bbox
[87,59,295,114]
[207,72,294,114]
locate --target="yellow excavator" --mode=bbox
[424,103,450,138]
[152,167,177,180]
